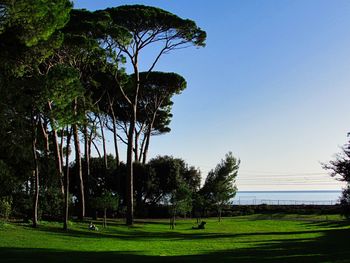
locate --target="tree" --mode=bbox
[0,0,72,76]
[169,179,192,229]
[91,191,119,228]
[322,135,350,217]
[145,156,200,207]
[0,0,71,46]
[0,0,72,227]
[99,5,206,225]
[201,152,239,221]
[0,196,12,220]
[136,72,186,164]
[48,9,111,220]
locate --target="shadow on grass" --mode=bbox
[21,222,333,242]
[2,220,350,263]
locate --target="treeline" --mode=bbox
[0,1,239,228]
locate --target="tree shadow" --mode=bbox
[24,221,331,242]
[2,220,349,262]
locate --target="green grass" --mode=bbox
[0,214,349,262]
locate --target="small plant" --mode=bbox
[90,191,119,228]
[0,197,12,220]
[169,180,192,230]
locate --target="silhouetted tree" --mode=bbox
[201,152,239,221]
[323,135,350,217]
[169,179,192,229]
[99,5,206,225]
[91,191,119,228]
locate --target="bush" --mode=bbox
[40,188,64,220]
[340,186,350,218]
[0,197,12,220]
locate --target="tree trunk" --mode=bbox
[122,49,142,226]
[125,60,140,225]
[142,128,152,165]
[73,123,85,220]
[31,114,39,228]
[47,102,64,194]
[126,110,135,225]
[134,128,139,162]
[170,213,176,230]
[139,133,147,163]
[53,129,64,195]
[109,100,120,167]
[83,124,90,210]
[103,208,107,228]
[40,119,50,187]
[98,115,108,169]
[60,129,64,170]
[63,126,72,231]
[142,114,156,165]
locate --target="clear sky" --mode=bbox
[73,0,350,191]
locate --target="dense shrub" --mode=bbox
[0,197,12,220]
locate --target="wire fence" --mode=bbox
[232,198,339,206]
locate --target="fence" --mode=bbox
[232,197,338,206]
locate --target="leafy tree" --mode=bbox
[201,152,239,221]
[322,136,350,217]
[146,156,200,207]
[0,196,12,220]
[136,72,186,164]
[0,0,72,227]
[99,5,206,225]
[46,9,111,221]
[91,191,119,228]
[0,0,71,46]
[0,0,72,76]
[169,179,192,229]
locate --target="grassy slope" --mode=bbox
[0,214,349,263]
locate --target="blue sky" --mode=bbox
[73,0,350,191]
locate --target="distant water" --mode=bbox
[233,190,342,205]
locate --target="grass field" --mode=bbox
[1,214,349,263]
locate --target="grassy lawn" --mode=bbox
[0,214,349,263]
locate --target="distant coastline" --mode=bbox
[234,190,342,205]
[238,190,342,193]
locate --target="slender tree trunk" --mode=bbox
[88,120,94,159]
[63,126,72,230]
[126,59,140,225]
[141,112,156,165]
[134,128,139,162]
[126,110,135,225]
[47,102,64,194]
[31,113,39,228]
[142,127,152,165]
[40,119,50,187]
[53,129,64,195]
[92,140,102,158]
[109,101,120,167]
[98,115,108,169]
[83,125,90,204]
[73,123,85,220]
[139,133,147,163]
[170,211,176,230]
[60,129,64,169]
[104,208,107,228]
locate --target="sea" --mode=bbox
[232,190,342,205]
